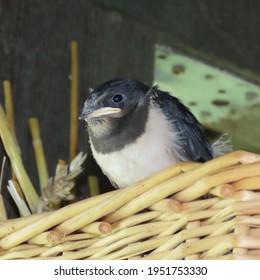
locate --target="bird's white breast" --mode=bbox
[90,105,181,188]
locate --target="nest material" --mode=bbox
[0,150,260,260]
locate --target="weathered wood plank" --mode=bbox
[93,0,260,83]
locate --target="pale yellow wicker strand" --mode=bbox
[1,151,260,259]
[175,162,260,202]
[54,161,196,236]
[0,212,50,239]
[105,151,260,224]
[7,244,38,252]
[65,233,97,241]
[89,226,170,259]
[81,221,112,235]
[111,211,161,230]
[152,220,235,255]
[233,176,260,190]
[249,228,260,237]
[91,236,170,260]
[0,190,117,249]
[0,247,47,260]
[39,247,101,260]
[162,234,234,260]
[28,232,96,246]
[181,197,220,211]
[185,221,201,260]
[233,218,250,255]
[41,239,99,258]
[87,222,172,250]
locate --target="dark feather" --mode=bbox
[150,88,213,162]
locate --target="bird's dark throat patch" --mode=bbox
[88,101,149,154]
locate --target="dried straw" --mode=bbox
[3,80,25,209]
[0,105,39,213]
[3,80,15,133]
[29,118,49,192]
[88,175,100,196]
[0,157,7,221]
[69,41,79,161]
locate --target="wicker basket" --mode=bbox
[0,150,260,260]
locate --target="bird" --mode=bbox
[79,79,230,188]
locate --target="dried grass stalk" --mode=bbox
[0,105,39,213]
[3,80,15,132]
[88,175,100,196]
[0,196,7,221]
[29,118,49,192]
[7,180,31,216]
[69,41,78,161]
[0,157,7,221]
[3,80,25,207]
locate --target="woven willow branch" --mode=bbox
[0,150,260,260]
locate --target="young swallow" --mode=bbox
[80,79,229,188]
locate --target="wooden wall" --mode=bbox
[94,0,260,84]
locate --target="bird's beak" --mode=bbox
[79,107,122,120]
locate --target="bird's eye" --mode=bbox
[112,94,123,103]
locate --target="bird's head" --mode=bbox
[79,79,151,139]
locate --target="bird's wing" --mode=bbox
[152,89,213,162]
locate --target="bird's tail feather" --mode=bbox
[212,133,233,157]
